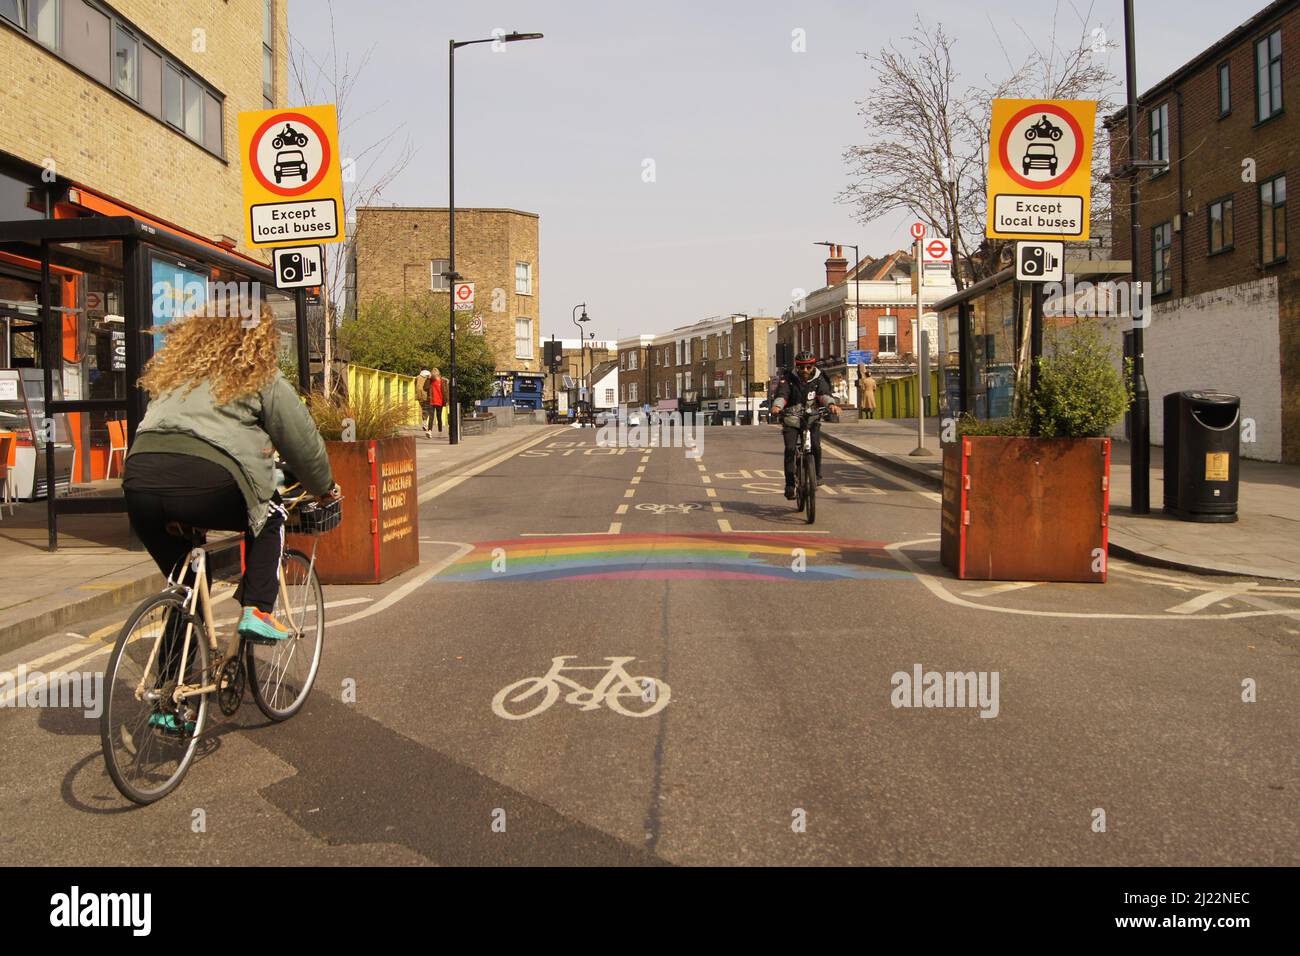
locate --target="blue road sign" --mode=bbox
[848,349,874,365]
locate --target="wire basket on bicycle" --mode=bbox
[283,496,342,535]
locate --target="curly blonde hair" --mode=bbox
[139,301,282,405]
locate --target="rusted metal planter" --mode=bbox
[285,436,419,584]
[940,436,1111,583]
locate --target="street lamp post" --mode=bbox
[448,31,543,445]
[571,303,589,422]
[1123,0,1150,514]
[732,313,752,424]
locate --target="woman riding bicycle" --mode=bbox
[123,300,339,643]
[769,351,840,499]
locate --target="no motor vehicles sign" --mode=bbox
[985,99,1095,242]
[238,104,346,248]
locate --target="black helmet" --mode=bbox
[794,350,816,366]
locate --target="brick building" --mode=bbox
[0,0,291,486]
[777,245,956,403]
[1,0,286,260]
[352,205,541,375]
[616,315,779,421]
[1106,0,1298,462]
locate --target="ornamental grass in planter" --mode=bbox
[284,391,419,584]
[940,322,1131,583]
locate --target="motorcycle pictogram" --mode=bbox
[1023,114,1064,141]
[271,123,310,149]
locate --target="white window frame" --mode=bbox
[515,318,534,359]
[515,261,532,295]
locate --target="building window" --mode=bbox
[878,316,897,355]
[1152,221,1173,294]
[63,0,109,85]
[515,318,533,359]
[1148,102,1169,171]
[605,388,615,405]
[628,383,638,403]
[1261,174,1287,265]
[139,44,161,115]
[263,0,274,107]
[0,0,22,27]
[163,63,183,128]
[1256,29,1283,122]
[1208,197,1234,254]
[430,259,449,290]
[112,20,137,99]
[1218,61,1231,116]
[515,261,532,295]
[628,351,638,370]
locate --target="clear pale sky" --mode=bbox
[287,0,1257,341]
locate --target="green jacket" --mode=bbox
[127,372,334,535]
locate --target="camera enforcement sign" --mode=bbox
[238,104,345,249]
[986,98,1095,242]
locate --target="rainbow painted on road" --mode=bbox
[431,533,912,583]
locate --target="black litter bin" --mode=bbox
[1163,390,1240,522]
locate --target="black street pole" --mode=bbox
[571,302,588,422]
[448,31,543,445]
[1125,0,1150,513]
[448,39,459,445]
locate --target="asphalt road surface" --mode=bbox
[2,425,1296,865]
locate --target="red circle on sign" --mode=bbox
[248,112,332,197]
[910,222,926,240]
[998,103,1084,191]
[926,240,947,259]
[456,285,472,301]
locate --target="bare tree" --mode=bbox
[839,4,1119,290]
[288,0,416,392]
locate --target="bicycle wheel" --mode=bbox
[491,677,561,720]
[803,454,816,524]
[247,549,323,721]
[100,592,209,805]
[794,453,806,511]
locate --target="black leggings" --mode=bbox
[783,424,822,486]
[125,481,285,613]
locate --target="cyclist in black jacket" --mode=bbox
[770,351,840,499]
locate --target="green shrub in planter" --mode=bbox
[1027,322,1131,438]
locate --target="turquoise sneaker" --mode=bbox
[238,607,293,644]
[148,712,195,735]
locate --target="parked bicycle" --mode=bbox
[99,472,340,805]
[792,405,826,524]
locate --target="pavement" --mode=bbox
[0,423,557,656]
[821,416,1300,581]
[2,425,1295,865]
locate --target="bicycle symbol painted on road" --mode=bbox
[634,503,701,515]
[492,656,671,720]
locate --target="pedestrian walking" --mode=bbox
[417,370,434,438]
[858,368,877,420]
[428,368,447,435]
[832,374,849,423]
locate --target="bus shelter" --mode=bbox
[0,215,312,550]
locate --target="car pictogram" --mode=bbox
[273,149,309,183]
[1022,143,1058,176]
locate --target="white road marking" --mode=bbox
[711,502,723,512]
[330,542,474,627]
[616,504,628,515]
[886,539,1300,621]
[630,477,641,485]
[717,518,733,532]
[636,465,646,474]
[417,430,554,504]
[624,489,636,498]
[700,476,712,484]
[964,582,1043,597]
[824,445,941,501]
[1166,584,1259,615]
[608,522,622,535]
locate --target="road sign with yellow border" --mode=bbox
[986,98,1095,242]
[238,104,346,248]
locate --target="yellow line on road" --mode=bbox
[705,487,717,498]
[624,489,636,498]
[608,522,622,535]
[616,504,628,515]
[630,477,641,485]
[717,518,732,532]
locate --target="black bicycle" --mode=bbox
[792,406,826,524]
